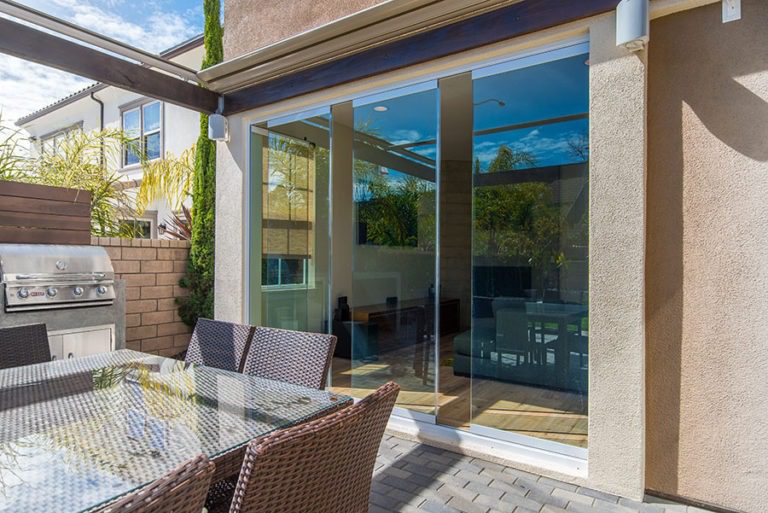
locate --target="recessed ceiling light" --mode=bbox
[373,105,388,112]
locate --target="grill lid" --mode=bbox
[0,244,114,282]
[0,244,116,311]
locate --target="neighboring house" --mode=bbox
[15,35,204,239]
[208,1,768,512]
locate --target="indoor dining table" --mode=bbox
[0,349,351,513]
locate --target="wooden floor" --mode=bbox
[329,335,588,448]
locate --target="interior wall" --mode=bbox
[646,2,768,512]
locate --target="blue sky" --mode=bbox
[0,0,207,124]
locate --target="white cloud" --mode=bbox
[0,55,92,124]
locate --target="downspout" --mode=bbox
[90,91,104,167]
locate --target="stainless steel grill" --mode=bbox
[0,244,116,312]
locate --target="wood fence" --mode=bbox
[0,181,91,245]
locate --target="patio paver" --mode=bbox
[372,435,715,513]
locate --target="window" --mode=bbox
[120,219,153,239]
[122,101,162,167]
[40,124,81,156]
[261,257,309,287]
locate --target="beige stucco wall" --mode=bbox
[646,1,768,512]
[223,0,385,60]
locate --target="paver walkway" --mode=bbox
[371,435,715,513]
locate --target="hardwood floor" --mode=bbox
[329,335,588,448]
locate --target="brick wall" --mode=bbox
[92,237,192,356]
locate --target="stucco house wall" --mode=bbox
[223,0,386,59]
[646,1,768,511]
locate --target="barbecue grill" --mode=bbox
[0,244,125,358]
[0,244,115,312]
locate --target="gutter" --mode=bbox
[90,91,104,167]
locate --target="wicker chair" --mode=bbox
[0,323,51,369]
[185,318,256,372]
[220,381,399,513]
[241,327,337,390]
[97,454,214,512]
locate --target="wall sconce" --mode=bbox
[616,0,649,52]
[158,222,167,236]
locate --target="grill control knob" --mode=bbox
[73,286,84,297]
[17,288,29,299]
[46,287,57,298]
[96,285,107,296]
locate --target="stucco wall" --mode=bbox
[646,2,768,512]
[223,0,386,60]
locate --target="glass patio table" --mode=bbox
[0,349,351,513]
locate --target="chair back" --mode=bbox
[185,318,255,372]
[495,307,532,353]
[228,382,399,513]
[241,327,336,390]
[99,454,214,512]
[0,323,51,369]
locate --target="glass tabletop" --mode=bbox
[0,349,349,513]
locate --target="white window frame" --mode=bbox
[39,122,82,157]
[120,99,163,169]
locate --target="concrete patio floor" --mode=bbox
[371,435,715,513]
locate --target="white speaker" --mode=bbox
[616,0,649,52]
[208,113,229,142]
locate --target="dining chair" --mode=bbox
[241,327,336,390]
[185,318,256,372]
[97,453,215,512]
[219,381,399,513]
[0,323,51,369]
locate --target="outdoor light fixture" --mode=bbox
[616,0,649,52]
[373,105,388,112]
[722,0,741,23]
[208,97,229,142]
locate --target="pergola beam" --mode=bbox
[0,17,220,114]
[0,0,199,83]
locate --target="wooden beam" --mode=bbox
[224,0,619,114]
[0,17,219,114]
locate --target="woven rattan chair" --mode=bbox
[97,453,214,512]
[241,327,337,390]
[185,318,256,372]
[0,323,51,369]
[220,381,399,513]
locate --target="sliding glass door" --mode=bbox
[249,43,590,451]
[344,84,439,415]
[249,110,332,336]
[466,50,590,448]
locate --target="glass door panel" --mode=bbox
[344,83,439,415]
[249,110,331,336]
[468,49,590,448]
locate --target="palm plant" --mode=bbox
[25,129,141,237]
[136,145,196,214]
[0,115,30,181]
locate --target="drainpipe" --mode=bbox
[90,91,105,167]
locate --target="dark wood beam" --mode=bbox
[0,17,219,114]
[224,0,619,114]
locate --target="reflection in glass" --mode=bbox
[334,85,438,415]
[250,111,331,334]
[468,52,589,447]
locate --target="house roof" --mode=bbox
[15,33,204,126]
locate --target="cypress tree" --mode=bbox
[178,0,222,326]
